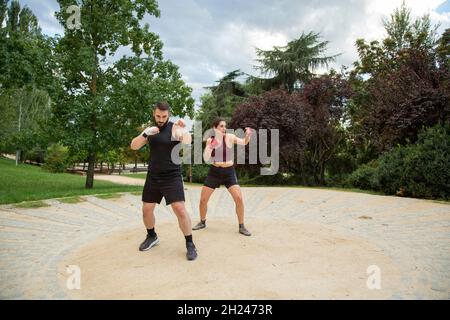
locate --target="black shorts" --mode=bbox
[204,166,238,189]
[142,172,185,205]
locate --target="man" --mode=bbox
[192,117,253,236]
[130,102,197,261]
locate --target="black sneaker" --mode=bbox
[139,234,159,251]
[186,242,198,261]
[192,221,206,230]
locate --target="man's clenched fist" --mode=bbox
[174,119,186,128]
[142,126,159,138]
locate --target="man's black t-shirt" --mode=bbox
[147,121,181,178]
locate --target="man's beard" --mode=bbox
[156,119,168,128]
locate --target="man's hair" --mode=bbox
[154,101,170,112]
[212,117,226,128]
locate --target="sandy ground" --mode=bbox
[58,217,401,300]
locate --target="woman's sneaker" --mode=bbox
[192,221,206,230]
[239,225,252,236]
[139,234,159,251]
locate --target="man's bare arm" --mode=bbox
[172,126,192,144]
[130,126,159,150]
[172,119,192,144]
[130,135,148,150]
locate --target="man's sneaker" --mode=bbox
[139,234,159,251]
[192,221,206,230]
[186,242,198,261]
[239,225,252,236]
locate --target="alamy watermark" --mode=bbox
[366,265,381,290]
[66,265,81,290]
[66,5,81,30]
[170,121,280,175]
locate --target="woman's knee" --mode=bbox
[199,197,208,207]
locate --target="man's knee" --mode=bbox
[171,202,188,218]
[142,202,155,215]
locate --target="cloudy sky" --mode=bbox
[19,0,450,110]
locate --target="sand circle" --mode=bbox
[58,218,401,299]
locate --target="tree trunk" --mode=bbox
[16,97,22,166]
[300,161,306,185]
[15,150,21,165]
[319,162,326,186]
[83,162,86,170]
[85,152,95,189]
[100,161,103,171]
[134,156,137,169]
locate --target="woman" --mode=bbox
[192,118,253,236]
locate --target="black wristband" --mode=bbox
[142,132,148,138]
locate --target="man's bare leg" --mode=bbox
[139,202,159,251]
[171,201,197,260]
[142,202,156,229]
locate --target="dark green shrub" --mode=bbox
[42,143,69,173]
[348,123,450,199]
[399,123,450,199]
[346,160,379,190]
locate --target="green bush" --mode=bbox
[42,143,69,173]
[346,160,379,190]
[182,164,210,183]
[397,123,450,199]
[376,146,407,194]
[348,123,450,199]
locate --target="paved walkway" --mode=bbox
[0,186,448,299]
[94,173,145,186]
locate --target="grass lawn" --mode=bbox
[0,157,142,204]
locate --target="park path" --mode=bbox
[0,186,448,299]
[94,173,145,186]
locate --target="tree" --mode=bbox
[349,2,446,158]
[436,28,450,69]
[53,0,194,188]
[196,70,247,128]
[357,48,449,151]
[353,2,439,78]
[301,71,353,185]
[0,0,55,164]
[253,32,339,93]
[230,89,309,181]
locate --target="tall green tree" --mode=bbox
[436,28,450,69]
[253,32,339,93]
[0,0,54,164]
[353,1,439,78]
[54,0,194,188]
[349,2,445,159]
